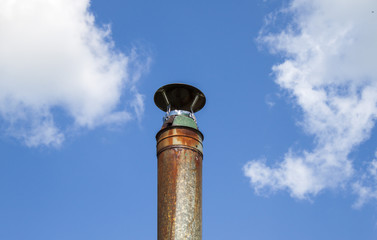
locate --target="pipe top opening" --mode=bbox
[154,83,206,113]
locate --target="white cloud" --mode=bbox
[0,0,150,147]
[245,0,377,202]
[352,153,377,208]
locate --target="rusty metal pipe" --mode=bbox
[157,127,203,239]
[154,84,206,240]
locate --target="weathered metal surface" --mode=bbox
[172,115,198,129]
[155,83,205,240]
[157,127,203,240]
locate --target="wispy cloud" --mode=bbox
[0,0,150,147]
[352,152,377,208]
[244,0,377,203]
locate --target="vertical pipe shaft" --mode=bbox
[156,126,203,240]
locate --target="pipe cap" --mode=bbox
[154,83,206,113]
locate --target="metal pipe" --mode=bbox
[156,127,203,239]
[154,84,206,240]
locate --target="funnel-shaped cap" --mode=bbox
[154,83,206,113]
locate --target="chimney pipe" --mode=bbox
[154,84,206,240]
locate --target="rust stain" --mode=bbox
[157,127,203,156]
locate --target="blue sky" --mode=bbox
[1,0,377,239]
